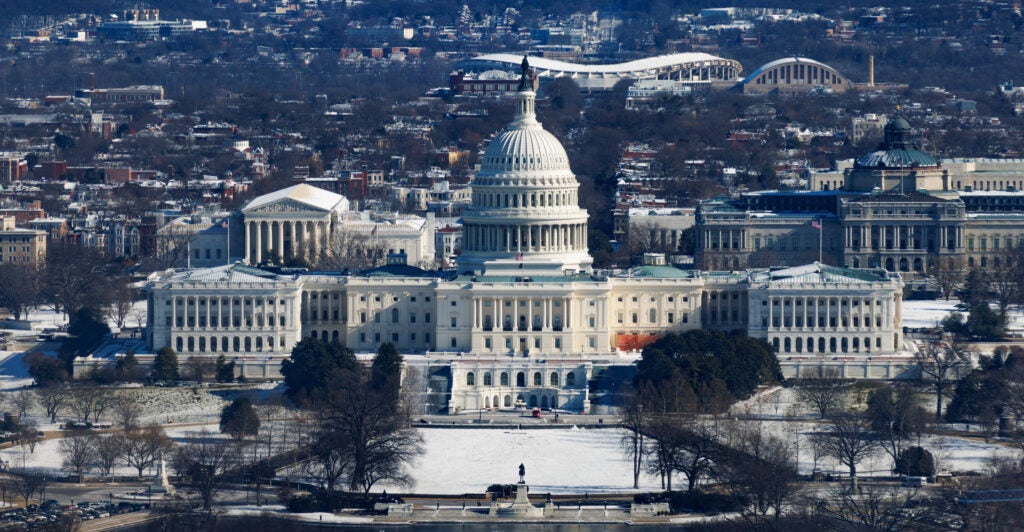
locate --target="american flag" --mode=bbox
[810,218,821,229]
[515,252,523,261]
[221,219,229,229]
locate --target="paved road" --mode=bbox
[80,511,155,532]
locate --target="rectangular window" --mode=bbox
[554,338,561,349]
[668,313,674,324]
[410,313,416,323]
[485,338,492,349]
[374,333,380,343]
[451,338,457,348]
[451,317,457,327]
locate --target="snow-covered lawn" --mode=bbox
[407,426,660,494]
[901,299,962,329]
[0,350,35,391]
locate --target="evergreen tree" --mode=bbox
[281,337,357,405]
[219,397,259,441]
[152,346,179,382]
[215,354,236,383]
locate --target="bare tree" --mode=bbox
[41,241,114,317]
[793,366,849,419]
[35,386,69,424]
[67,387,112,425]
[121,425,172,478]
[14,420,41,468]
[320,370,423,494]
[914,340,972,419]
[316,227,387,271]
[155,225,199,269]
[813,413,880,491]
[816,484,931,531]
[985,247,1024,316]
[0,263,40,320]
[95,434,124,479]
[111,392,143,431]
[620,392,650,489]
[109,277,135,330]
[59,431,98,479]
[645,415,685,490]
[866,383,929,471]
[7,390,34,419]
[305,429,353,504]
[722,421,801,527]
[673,417,723,494]
[173,430,235,511]
[931,258,964,302]
[11,472,48,507]
[129,306,147,331]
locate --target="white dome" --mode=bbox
[479,124,571,175]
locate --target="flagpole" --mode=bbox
[818,220,823,264]
[226,217,231,266]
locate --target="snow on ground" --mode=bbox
[407,427,661,495]
[901,299,962,329]
[0,351,35,391]
[224,505,373,523]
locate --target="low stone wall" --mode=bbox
[72,353,285,381]
[780,358,918,379]
[0,319,33,330]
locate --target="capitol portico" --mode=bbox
[242,184,349,265]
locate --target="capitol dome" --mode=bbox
[457,57,593,276]
[478,123,571,176]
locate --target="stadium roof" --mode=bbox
[469,53,741,76]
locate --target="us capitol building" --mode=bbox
[131,60,908,413]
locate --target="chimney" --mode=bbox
[869,55,875,87]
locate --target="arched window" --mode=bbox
[649,309,657,323]
[467,372,476,386]
[500,372,509,386]
[176,337,183,352]
[533,372,542,386]
[392,308,400,323]
[221,337,228,351]
[484,372,492,386]
[504,395,512,407]
[516,372,526,387]
[566,372,576,386]
[550,372,559,386]
[187,337,195,352]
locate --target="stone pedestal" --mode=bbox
[496,483,543,517]
[150,456,175,496]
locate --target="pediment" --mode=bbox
[243,197,329,215]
